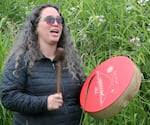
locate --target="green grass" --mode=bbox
[0,0,150,124]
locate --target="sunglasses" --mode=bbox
[44,16,64,25]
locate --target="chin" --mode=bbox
[49,40,59,45]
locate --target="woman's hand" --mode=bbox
[47,93,63,111]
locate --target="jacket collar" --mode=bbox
[35,52,57,63]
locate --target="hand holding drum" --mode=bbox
[80,56,142,119]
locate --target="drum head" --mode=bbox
[80,56,135,113]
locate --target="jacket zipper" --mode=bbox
[26,120,29,125]
[51,62,55,70]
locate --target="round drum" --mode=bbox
[80,56,141,119]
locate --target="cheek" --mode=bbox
[36,25,41,35]
[60,27,63,35]
[36,24,48,36]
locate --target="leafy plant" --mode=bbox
[0,0,150,124]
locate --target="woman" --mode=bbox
[0,3,85,125]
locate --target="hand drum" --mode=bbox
[80,56,141,119]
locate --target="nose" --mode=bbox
[53,19,59,25]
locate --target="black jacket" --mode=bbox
[0,56,85,125]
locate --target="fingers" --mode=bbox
[53,93,62,99]
[47,93,63,111]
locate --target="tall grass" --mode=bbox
[0,0,150,124]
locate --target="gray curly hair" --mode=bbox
[7,3,85,80]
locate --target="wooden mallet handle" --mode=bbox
[56,48,64,94]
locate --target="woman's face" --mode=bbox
[36,7,63,46]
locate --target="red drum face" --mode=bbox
[80,56,141,119]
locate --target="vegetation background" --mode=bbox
[0,0,150,124]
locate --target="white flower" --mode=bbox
[70,7,76,11]
[147,27,150,31]
[96,15,105,23]
[88,15,106,26]
[147,23,150,31]
[137,0,149,6]
[129,37,141,46]
[126,5,133,11]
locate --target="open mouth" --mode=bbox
[50,29,59,34]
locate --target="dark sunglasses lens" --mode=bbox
[45,16,63,24]
[56,17,63,24]
[45,16,55,24]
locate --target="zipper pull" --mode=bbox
[52,63,55,70]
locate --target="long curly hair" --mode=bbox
[7,3,85,80]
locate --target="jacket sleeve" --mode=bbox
[0,57,48,114]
